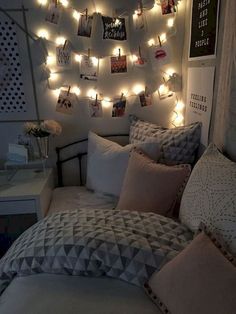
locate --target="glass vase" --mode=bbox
[36,136,49,159]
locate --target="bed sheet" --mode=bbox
[0,274,160,314]
[48,186,117,214]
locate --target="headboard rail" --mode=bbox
[56,134,129,187]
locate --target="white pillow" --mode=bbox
[179,143,236,254]
[86,132,160,197]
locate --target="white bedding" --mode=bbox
[48,186,117,214]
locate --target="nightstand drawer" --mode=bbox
[0,200,36,215]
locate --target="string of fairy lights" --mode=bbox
[35,0,185,126]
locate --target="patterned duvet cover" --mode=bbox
[0,208,193,294]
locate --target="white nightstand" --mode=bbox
[0,168,54,220]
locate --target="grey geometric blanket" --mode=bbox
[0,209,193,293]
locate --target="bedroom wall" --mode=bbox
[182,0,236,159]
[0,0,187,173]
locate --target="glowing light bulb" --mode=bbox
[160,33,167,43]
[148,38,155,47]
[114,19,121,26]
[73,10,81,21]
[167,18,174,28]
[174,114,184,126]
[59,0,69,7]
[133,84,144,95]
[46,55,56,65]
[175,101,185,112]
[55,36,66,46]
[120,89,128,97]
[37,0,47,5]
[91,57,99,67]
[87,89,97,99]
[37,29,49,40]
[50,72,59,81]
[130,55,138,62]
[74,54,82,62]
[113,47,122,57]
[166,68,175,76]
[71,86,81,96]
[102,97,111,108]
[159,84,169,94]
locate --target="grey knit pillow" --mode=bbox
[129,115,201,165]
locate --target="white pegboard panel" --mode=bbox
[0,10,37,121]
[0,19,26,114]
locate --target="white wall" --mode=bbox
[0,0,187,171]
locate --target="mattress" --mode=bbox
[48,186,117,214]
[0,274,160,314]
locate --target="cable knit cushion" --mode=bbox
[179,143,236,254]
[145,232,236,314]
[129,115,201,165]
[116,150,191,216]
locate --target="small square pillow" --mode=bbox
[145,232,236,314]
[86,132,160,197]
[116,150,191,216]
[129,115,201,165]
[179,143,236,254]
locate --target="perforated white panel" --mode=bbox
[0,18,27,114]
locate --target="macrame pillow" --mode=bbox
[179,143,236,255]
[129,115,201,165]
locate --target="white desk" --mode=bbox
[0,169,54,220]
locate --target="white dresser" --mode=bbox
[0,169,54,220]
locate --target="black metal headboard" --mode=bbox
[56,134,129,187]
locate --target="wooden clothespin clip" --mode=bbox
[63,39,67,50]
[85,8,88,20]
[67,86,71,96]
[138,46,142,58]
[158,35,162,47]
[88,48,91,58]
[54,0,58,8]
[95,93,98,105]
[118,48,121,59]
[120,93,124,101]
[145,86,148,95]
[138,0,143,14]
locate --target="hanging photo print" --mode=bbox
[80,55,98,81]
[56,88,77,115]
[139,90,152,107]
[150,44,171,69]
[89,97,103,117]
[111,56,127,74]
[45,2,61,25]
[78,13,93,38]
[160,0,176,15]
[112,97,126,117]
[56,42,71,67]
[102,16,127,41]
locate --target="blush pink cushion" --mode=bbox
[147,232,236,314]
[116,150,191,216]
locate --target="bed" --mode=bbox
[0,122,216,314]
[0,159,193,313]
[0,193,193,314]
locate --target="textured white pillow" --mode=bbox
[86,132,160,197]
[179,143,236,254]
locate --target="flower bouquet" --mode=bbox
[24,120,62,159]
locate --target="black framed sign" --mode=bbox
[189,0,220,60]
